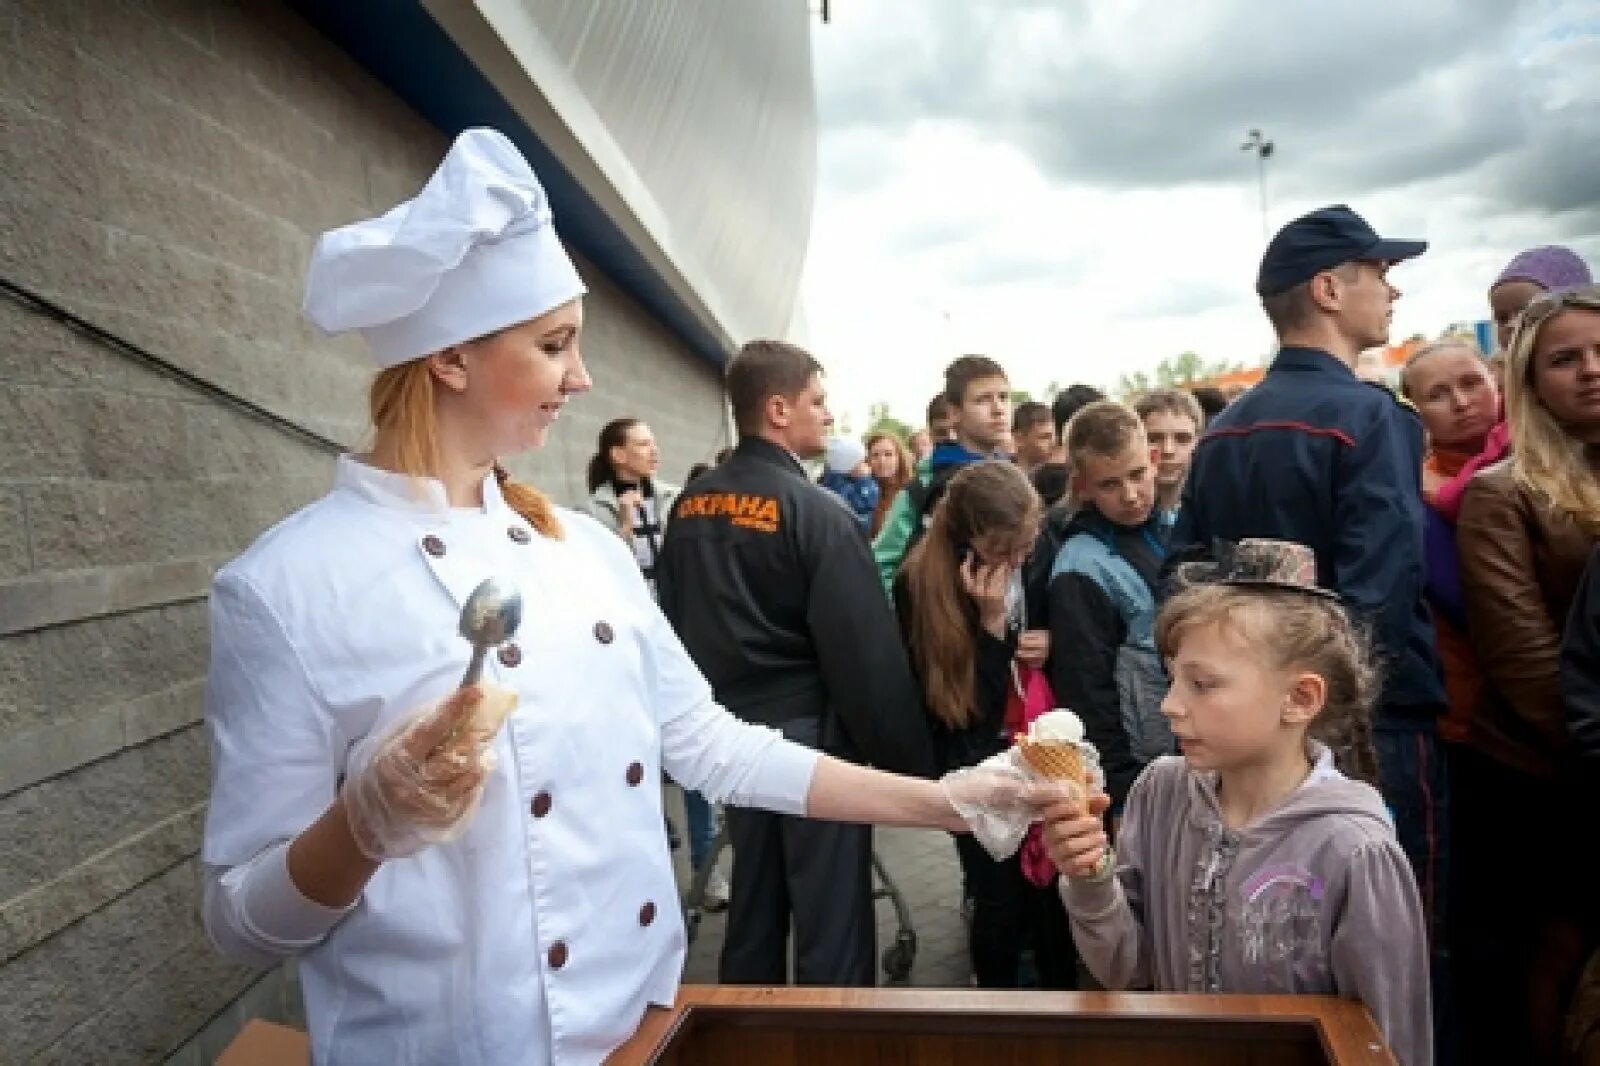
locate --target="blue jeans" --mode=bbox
[1374,716,1453,1066]
[682,786,717,872]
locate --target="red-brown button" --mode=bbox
[421,535,446,557]
[639,901,657,927]
[508,526,531,544]
[498,643,522,668]
[547,941,568,970]
[625,761,644,786]
[531,791,552,818]
[593,621,614,644]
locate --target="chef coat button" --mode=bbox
[625,761,644,786]
[421,534,446,558]
[498,642,522,668]
[593,621,614,644]
[508,526,531,545]
[639,901,657,927]
[547,941,568,970]
[530,791,552,818]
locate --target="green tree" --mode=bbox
[1118,353,1241,399]
[1114,370,1152,399]
[1008,389,1033,408]
[863,401,912,443]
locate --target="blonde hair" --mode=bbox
[1504,297,1600,535]
[1133,388,1204,430]
[864,430,914,538]
[1398,338,1489,401]
[1065,400,1146,466]
[370,360,563,538]
[1155,584,1380,785]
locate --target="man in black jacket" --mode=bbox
[656,339,935,986]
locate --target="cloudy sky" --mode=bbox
[798,0,1600,433]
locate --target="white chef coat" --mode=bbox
[200,455,819,1065]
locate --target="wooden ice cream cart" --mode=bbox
[218,985,1397,1064]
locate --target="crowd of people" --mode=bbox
[618,208,1599,1066]
[199,126,1595,1066]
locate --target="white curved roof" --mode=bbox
[425,0,818,354]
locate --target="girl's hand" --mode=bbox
[1015,628,1050,669]
[1039,787,1113,879]
[960,553,1013,637]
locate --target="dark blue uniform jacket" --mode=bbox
[1167,346,1446,716]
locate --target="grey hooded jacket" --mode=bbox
[1061,746,1431,1066]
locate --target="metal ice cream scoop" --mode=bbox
[458,577,523,688]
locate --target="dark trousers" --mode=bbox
[953,834,1079,989]
[719,804,875,985]
[1449,742,1587,1066]
[1374,716,1452,1065]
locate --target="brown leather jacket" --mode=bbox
[1457,459,1594,776]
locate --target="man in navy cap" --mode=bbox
[1168,204,1449,1032]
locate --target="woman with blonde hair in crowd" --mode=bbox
[866,430,914,539]
[1434,247,1597,518]
[1455,283,1600,1065]
[1399,341,1499,744]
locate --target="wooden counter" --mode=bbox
[214,986,1397,1064]
[605,986,1397,1065]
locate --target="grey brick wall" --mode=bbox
[0,1,726,1061]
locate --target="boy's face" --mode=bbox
[1142,410,1199,492]
[953,374,1011,453]
[1015,419,1058,468]
[1073,439,1156,527]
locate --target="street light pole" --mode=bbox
[1240,129,1274,242]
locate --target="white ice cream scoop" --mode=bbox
[1029,708,1085,745]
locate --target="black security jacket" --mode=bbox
[656,437,936,778]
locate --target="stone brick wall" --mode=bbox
[0,2,726,1061]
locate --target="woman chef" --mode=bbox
[200,128,1021,1065]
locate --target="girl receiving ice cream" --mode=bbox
[1036,539,1431,1066]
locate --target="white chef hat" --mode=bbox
[824,437,867,474]
[301,127,587,368]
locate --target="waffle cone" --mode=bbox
[1016,737,1087,786]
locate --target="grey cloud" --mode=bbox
[816,1,1593,221]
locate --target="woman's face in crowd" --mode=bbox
[458,299,589,455]
[1406,347,1498,447]
[1491,280,1544,351]
[1531,307,1600,434]
[868,438,902,482]
[611,423,660,481]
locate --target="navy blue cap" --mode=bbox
[1256,204,1427,297]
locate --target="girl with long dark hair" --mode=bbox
[895,461,1079,988]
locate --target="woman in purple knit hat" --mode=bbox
[1489,245,1593,351]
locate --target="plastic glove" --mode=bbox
[940,754,1047,861]
[343,686,495,861]
[942,744,1106,862]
